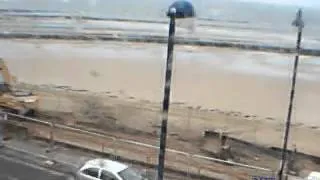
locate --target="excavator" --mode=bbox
[0,58,39,116]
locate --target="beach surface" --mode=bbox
[1,39,320,157]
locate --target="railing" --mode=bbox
[0,112,276,179]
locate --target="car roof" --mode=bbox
[81,158,128,174]
[308,171,320,177]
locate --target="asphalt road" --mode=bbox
[0,154,71,180]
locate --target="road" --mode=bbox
[0,154,71,180]
[3,137,193,180]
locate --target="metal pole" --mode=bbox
[0,112,7,147]
[278,9,303,180]
[157,9,176,180]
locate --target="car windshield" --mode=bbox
[118,167,144,180]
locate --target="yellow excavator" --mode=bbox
[0,58,39,116]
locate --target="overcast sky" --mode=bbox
[239,0,320,7]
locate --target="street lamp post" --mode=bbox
[157,1,195,180]
[0,112,7,147]
[278,9,304,180]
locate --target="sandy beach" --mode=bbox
[2,39,320,127]
[1,3,320,175]
[0,38,320,165]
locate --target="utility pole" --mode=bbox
[157,1,195,180]
[278,9,304,180]
[0,112,7,147]
[157,7,176,180]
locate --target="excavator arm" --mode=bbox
[0,58,14,93]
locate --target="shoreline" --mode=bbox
[1,33,320,56]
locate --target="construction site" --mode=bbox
[0,38,319,180]
[0,3,320,179]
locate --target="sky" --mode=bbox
[239,0,320,7]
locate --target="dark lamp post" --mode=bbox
[278,9,304,180]
[157,1,195,180]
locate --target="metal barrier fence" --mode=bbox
[1,112,276,179]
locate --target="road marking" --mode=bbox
[0,154,67,177]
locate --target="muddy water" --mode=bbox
[1,39,320,127]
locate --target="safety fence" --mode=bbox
[0,112,276,180]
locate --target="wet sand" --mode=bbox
[1,39,320,128]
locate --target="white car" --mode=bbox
[306,171,320,180]
[76,158,148,180]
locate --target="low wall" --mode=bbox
[1,32,320,56]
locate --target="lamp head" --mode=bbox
[166,0,196,18]
[292,8,304,29]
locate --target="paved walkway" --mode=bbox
[6,138,103,169]
[4,138,306,180]
[4,139,186,180]
[0,147,70,180]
